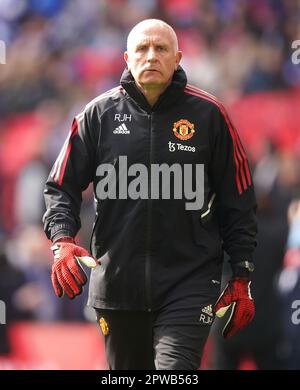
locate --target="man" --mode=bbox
[43,19,257,370]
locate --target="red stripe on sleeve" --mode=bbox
[55,119,79,185]
[185,85,252,193]
[185,87,244,194]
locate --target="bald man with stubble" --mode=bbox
[43,19,257,370]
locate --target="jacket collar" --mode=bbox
[120,66,187,112]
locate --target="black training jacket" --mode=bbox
[43,66,257,311]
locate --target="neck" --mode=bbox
[136,82,170,107]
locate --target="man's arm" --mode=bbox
[211,104,257,274]
[43,107,98,299]
[43,109,96,242]
[210,104,257,338]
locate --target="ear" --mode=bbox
[175,51,182,70]
[124,51,130,70]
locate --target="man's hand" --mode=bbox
[214,277,255,338]
[50,237,99,299]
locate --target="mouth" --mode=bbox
[143,69,160,73]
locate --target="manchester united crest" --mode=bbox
[173,119,195,141]
[99,317,109,336]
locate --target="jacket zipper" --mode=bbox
[145,113,153,312]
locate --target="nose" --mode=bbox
[146,47,157,62]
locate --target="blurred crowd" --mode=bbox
[0,0,300,369]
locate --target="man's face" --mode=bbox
[124,26,182,89]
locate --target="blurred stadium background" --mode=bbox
[0,0,300,370]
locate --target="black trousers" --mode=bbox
[95,306,213,370]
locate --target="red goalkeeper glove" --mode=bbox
[50,237,99,299]
[214,277,255,338]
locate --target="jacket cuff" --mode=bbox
[229,255,254,278]
[50,223,75,243]
[231,265,251,278]
[229,252,253,264]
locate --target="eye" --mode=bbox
[157,46,167,52]
[136,46,146,52]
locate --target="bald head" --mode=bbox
[124,19,182,103]
[127,19,179,54]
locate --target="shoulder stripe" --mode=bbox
[185,85,251,194]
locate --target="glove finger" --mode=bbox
[56,268,76,299]
[61,265,83,297]
[70,257,88,286]
[241,300,255,324]
[236,300,255,326]
[51,269,64,298]
[222,300,255,338]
